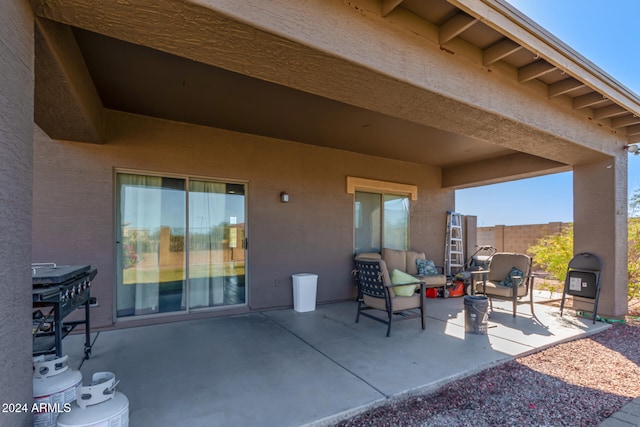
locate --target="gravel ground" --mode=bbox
[334,317,640,427]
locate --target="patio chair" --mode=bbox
[353,258,426,337]
[474,252,534,317]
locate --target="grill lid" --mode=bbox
[32,264,91,286]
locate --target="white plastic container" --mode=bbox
[33,355,83,427]
[292,273,318,312]
[56,372,129,427]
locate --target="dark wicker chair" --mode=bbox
[353,258,426,337]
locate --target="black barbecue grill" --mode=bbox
[32,263,96,359]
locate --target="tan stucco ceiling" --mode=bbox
[32,0,640,188]
[70,27,513,169]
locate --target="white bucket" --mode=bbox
[56,372,129,427]
[33,355,82,427]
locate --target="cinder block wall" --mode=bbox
[477,222,569,268]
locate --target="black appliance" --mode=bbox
[32,263,96,359]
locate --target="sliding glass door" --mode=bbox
[187,181,245,310]
[116,172,246,319]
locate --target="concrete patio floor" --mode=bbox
[64,295,608,426]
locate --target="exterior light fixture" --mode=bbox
[280,192,289,203]
[625,144,640,155]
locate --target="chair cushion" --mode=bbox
[363,293,422,311]
[405,251,426,275]
[416,259,438,276]
[390,269,418,296]
[487,253,530,282]
[476,280,528,297]
[390,293,422,311]
[499,267,524,288]
[382,248,406,273]
[415,274,447,287]
[362,294,386,310]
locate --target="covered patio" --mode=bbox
[64,297,607,426]
[2,1,638,423]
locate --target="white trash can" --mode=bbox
[292,273,318,312]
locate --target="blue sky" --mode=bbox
[455,0,640,226]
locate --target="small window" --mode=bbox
[349,177,414,254]
[354,191,409,254]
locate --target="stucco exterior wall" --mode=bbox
[0,1,34,425]
[33,111,452,329]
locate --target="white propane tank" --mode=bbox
[33,355,83,427]
[56,372,129,427]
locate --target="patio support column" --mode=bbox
[573,157,628,318]
[464,215,478,259]
[0,1,34,426]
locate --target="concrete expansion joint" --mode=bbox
[600,398,640,426]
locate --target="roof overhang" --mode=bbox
[31,0,640,189]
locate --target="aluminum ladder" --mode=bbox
[445,212,464,276]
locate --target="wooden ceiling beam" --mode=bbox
[594,104,629,120]
[573,92,609,109]
[625,124,640,136]
[381,0,404,17]
[518,60,556,83]
[548,78,585,98]
[440,13,478,44]
[628,134,640,144]
[612,114,640,128]
[483,39,522,66]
